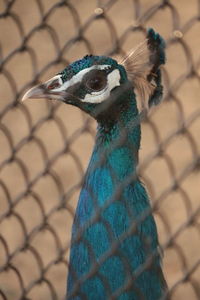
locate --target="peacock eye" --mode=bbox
[85,70,107,92]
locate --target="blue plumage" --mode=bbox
[67,83,166,300]
[22,28,167,300]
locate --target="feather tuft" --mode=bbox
[121,28,166,108]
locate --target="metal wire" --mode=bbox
[0,0,200,299]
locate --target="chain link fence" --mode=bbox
[0,0,200,299]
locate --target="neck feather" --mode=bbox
[67,91,167,299]
[90,91,141,181]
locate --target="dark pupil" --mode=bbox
[86,72,107,91]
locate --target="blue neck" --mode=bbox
[67,92,167,299]
[92,94,140,181]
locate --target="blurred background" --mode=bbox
[0,0,200,299]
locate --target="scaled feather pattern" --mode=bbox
[22,28,167,300]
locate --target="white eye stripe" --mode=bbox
[46,75,63,86]
[51,65,112,92]
[82,69,121,103]
[46,66,121,104]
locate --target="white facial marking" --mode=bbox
[47,65,121,104]
[82,69,121,103]
[46,75,63,86]
[51,65,112,92]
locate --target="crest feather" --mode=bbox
[121,28,166,108]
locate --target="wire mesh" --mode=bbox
[0,0,200,299]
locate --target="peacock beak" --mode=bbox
[22,84,45,101]
[22,75,65,102]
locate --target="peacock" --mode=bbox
[22,28,167,300]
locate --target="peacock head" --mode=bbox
[22,29,165,121]
[22,55,132,119]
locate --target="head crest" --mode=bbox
[121,28,166,108]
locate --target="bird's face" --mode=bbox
[23,29,166,120]
[22,55,129,118]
